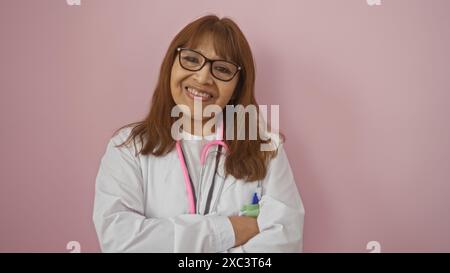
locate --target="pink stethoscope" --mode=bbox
[175,120,228,214]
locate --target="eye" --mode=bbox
[182,56,200,64]
[214,66,232,74]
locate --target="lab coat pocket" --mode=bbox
[216,179,259,216]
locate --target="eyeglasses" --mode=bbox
[176,47,241,82]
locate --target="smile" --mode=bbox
[184,86,213,101]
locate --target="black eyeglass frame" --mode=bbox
[176,47,242,82]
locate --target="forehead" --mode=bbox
[189,37,220,59]
[185,32,237,62]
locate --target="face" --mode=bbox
[170,35,239,122]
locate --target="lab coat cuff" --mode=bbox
[209,215,235,252]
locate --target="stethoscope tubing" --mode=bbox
[176,117,228,214]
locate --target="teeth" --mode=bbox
[186,87,212,99]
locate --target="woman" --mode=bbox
[93,15,305,252]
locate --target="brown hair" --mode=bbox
[114,15,282,181]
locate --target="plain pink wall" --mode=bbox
[1,0,449,252]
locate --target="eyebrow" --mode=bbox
[192,48,224,60]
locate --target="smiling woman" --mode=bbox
[170,38,239,134]
[92,15,305,253]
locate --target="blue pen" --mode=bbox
[252,192,259,205]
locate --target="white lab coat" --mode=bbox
[93,127,305,252]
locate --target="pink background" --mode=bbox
[1,0,450,252]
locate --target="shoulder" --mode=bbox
[107,126,144,160]
[97,127,144,188]
[262,132,291,175]
[111,126,133,145]
[261,131,284,153]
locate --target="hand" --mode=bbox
[228,216,260,247]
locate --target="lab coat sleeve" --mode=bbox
[93,131,235,253]
[228,143,305,253]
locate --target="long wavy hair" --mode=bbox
[114,15,281,182]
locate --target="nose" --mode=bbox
[193,62,214,85]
